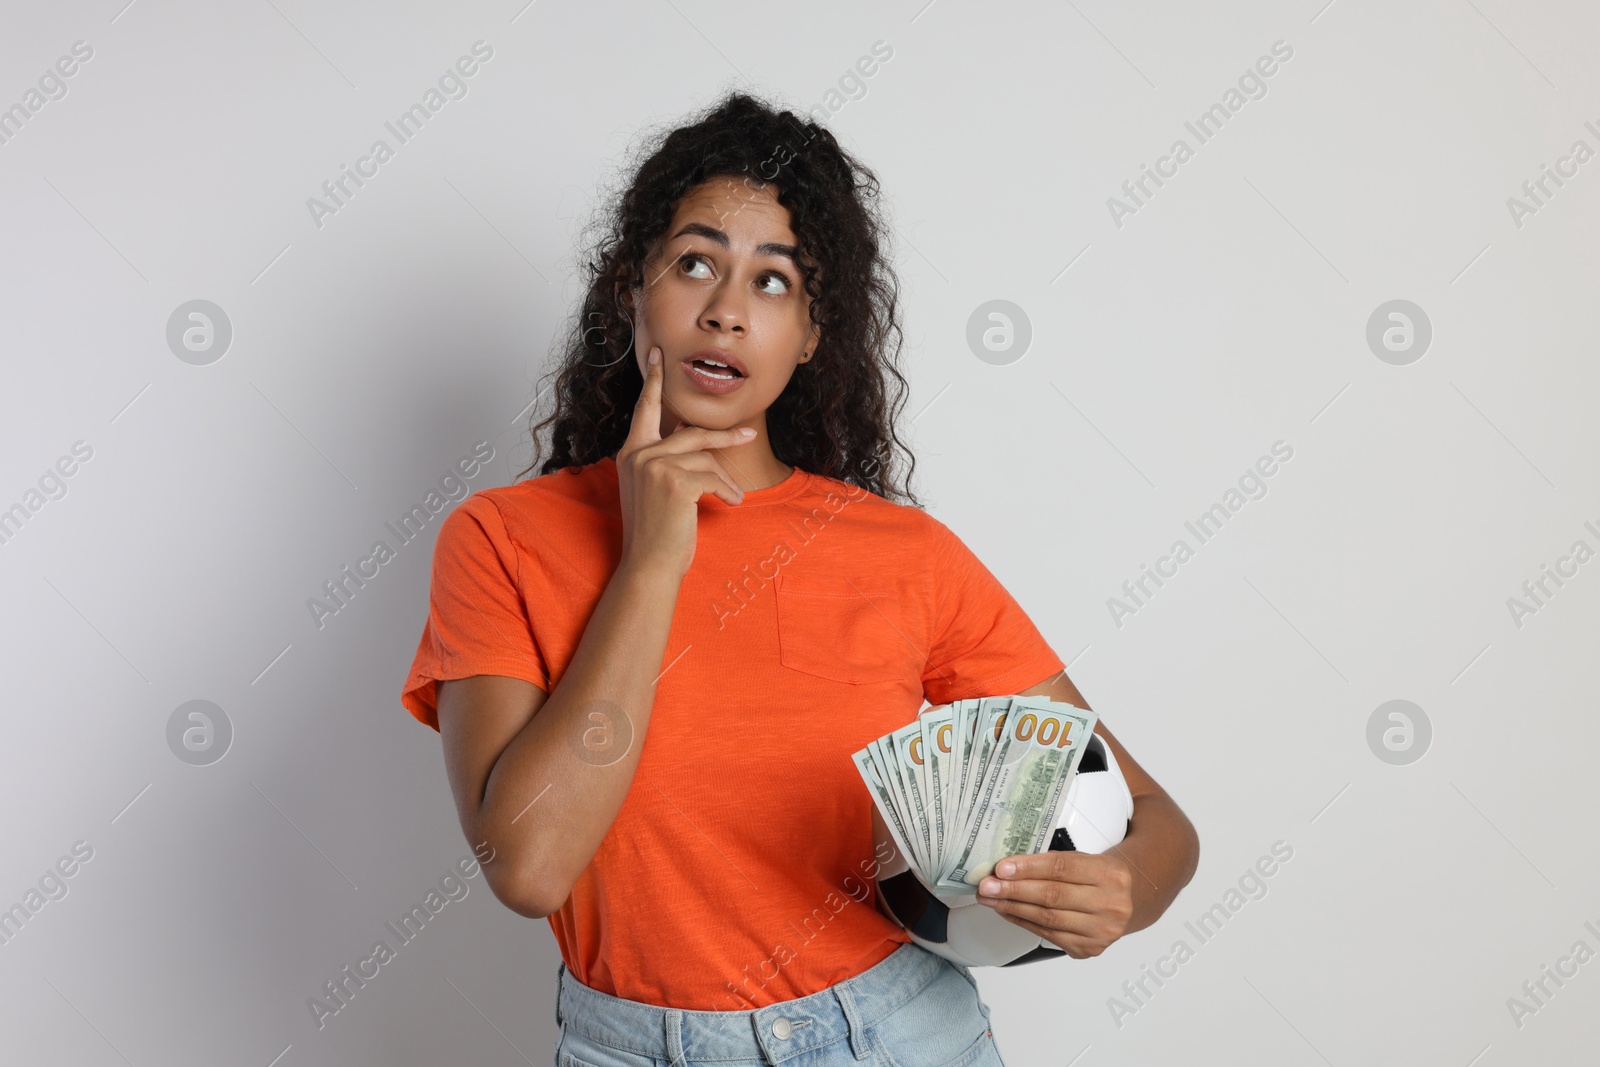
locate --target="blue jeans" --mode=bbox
[553,942,1007,1067]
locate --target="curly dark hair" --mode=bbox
[517,90,921,507]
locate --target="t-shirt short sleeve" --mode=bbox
[400,492,550,731]
[921,516,1065,706]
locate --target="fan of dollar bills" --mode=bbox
[852,695,1100,897]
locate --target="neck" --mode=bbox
[620,415,793,492]
[710,430,791,492]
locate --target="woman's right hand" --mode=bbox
[615,346,756,580]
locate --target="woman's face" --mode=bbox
[629,176,819,437]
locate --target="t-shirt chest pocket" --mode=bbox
[774,572,915,685]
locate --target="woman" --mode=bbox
[401,91,1199,1067]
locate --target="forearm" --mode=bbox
[477,559,682,914]
[1017,673,1200,935]
[1114,790,1200,933]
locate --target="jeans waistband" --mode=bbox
[556,942,957,1066]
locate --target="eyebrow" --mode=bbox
[669,222,798,264]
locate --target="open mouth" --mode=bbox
[688,358,743,380]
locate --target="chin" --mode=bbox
[668,393,759,429]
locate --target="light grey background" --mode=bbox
[2,1,1596,1064]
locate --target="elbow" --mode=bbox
[1177,809,1201,889]
[465,814,582,920]
[481,857,570,920]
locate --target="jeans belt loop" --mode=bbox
[665,1007,688,1067]
[832,982,871,1060]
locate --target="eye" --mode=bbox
[679,253,713,279]
[756,271,791,296]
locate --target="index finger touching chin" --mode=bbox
[635,347,663,404]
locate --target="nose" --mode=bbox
[699,279,747,335]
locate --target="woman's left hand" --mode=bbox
[975,851,1135,958]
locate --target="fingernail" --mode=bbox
[997,861,1015,877]
[649,348,659,366]
[979,879,1000,896]
[740,427,755,436]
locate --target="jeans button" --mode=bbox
[773,1017,793,1040]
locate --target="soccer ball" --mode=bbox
[871,731,1134,967]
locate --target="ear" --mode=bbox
[801,320,821,362]
[612,277,647,338]
[612,276,634,317]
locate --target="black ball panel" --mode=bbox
[879,871,948,942]
[1002,943,1066,966]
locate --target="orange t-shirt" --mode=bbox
[400,456,1065,1009]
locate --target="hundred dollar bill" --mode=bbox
[948,697,1028,881]
[939,698,1098,892]
[920,704,954,873]
[868,735,926,875]
[946,699,974,857]
[940,706,966,869]
[852,746,922,875]
[949,697,1014,869]
[1017,702,1100,856]
[889,720,936,874]
[940,699,979,880]
[911,717,933,861]
[880,730,931,875]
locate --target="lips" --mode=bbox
[680,349,749,395]
[684,349,747,378]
